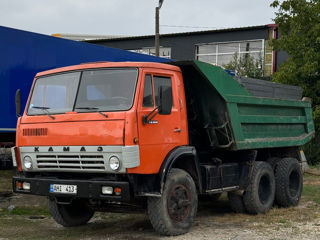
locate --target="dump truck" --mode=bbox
[0,25,167,169]
[12,60,314,236]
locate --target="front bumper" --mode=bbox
[12,176,131,202]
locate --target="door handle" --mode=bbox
[174,128,182,133]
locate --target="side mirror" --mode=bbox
[158,86,173,115]
[15,89,21,117]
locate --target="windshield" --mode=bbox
[27,68,138,115]
[28,72,80,115]
[75,69,137,112]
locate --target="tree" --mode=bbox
[271,0,320,164]
[224,52,264,79]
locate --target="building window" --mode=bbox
[195,40,264,67]
[129,47,171,59]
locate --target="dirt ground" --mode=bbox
[1,170,320,240]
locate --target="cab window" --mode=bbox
[143,74,154,107]
[142,74,173,110]
[154,76,173,107]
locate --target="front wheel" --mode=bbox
[147,168,198,236]
[48,198,94,227]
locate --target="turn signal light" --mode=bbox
[16,181,23,190]
[114,187,122,196]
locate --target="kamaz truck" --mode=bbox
[12,61,314,235]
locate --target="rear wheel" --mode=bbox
[243,161,275,214]
[48,198,94,227]
[267,157,281,171]
[275,158,303,207]
[147,168,198,236]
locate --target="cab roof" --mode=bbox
[36,61,181,77]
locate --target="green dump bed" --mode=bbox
[173,61,315,151]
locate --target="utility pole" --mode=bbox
[155,0,164,57]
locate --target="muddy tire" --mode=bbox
[228,192,246,213]
[267,157,281,171]
[275,158,303,207]
[147,168,198,236]
[48,198,94,227]
[243,161,275,214]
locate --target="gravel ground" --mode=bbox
[0,194,320,240]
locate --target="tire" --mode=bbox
[243,161,275,214]
[228,192,246,213]
[267,157,281,171]
[275,158,303,207]
[48,198,94,227]
[147,168,198,236]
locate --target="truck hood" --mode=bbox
[18,112,125,146]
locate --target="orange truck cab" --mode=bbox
[12,61,313,235]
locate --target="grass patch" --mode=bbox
[0,170,14,192]
[302,184,320,204]
[0,170,14,178]
[0,205,49,217]
[309,164,320,170]
[279,219,287,224]
[303,172,320,204]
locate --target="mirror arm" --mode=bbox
[148,109,159,122]
[143,106,160,124]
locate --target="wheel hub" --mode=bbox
[167,184,191,222]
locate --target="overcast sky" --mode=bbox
[0,0,276,36]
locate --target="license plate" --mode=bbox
[50,184,77,194]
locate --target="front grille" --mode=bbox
[36,154,106,171]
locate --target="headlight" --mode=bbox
[23,156,33,169]
[109,156,120,171]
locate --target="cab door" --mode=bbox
[136,68,186,174]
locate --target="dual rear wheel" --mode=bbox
[274,158,303,207]
[228,158,303,214]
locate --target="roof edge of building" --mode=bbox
[85,24,273,43]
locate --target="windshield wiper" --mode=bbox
[31,106,55,120]
[75,107,108,118]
